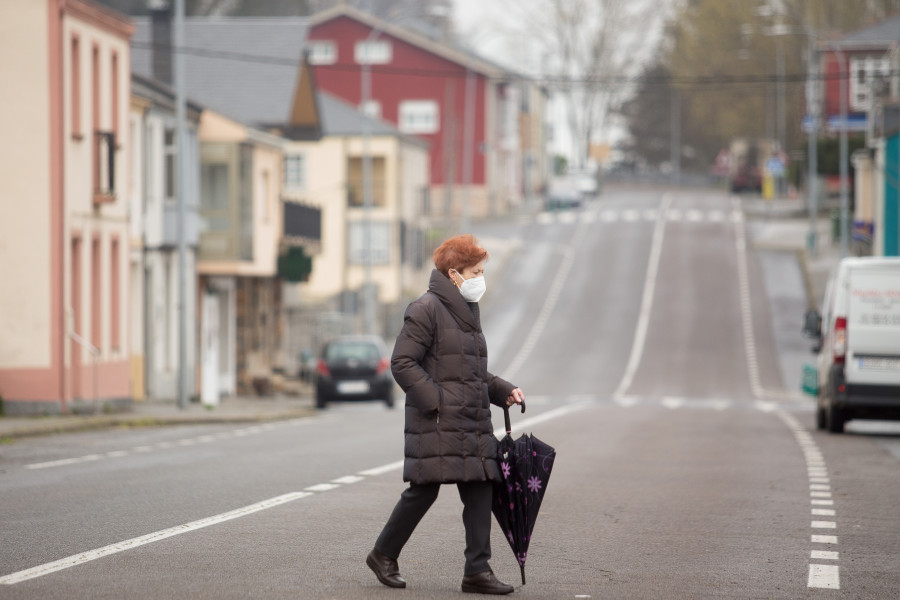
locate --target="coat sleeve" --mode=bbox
[391,299,441,413]
[486,371,516,408]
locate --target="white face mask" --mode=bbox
[451,270,486,302]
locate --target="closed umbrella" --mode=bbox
[492,404,556,585]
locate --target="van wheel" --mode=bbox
[826,399,846,433]
[816,405,826,430]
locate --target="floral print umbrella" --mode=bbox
[492,405,556,585]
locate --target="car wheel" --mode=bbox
[316,395,328,410]
[384,389,395,409]
[825,397,845,434]
[816,404,826,430]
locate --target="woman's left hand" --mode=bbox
[505,388,525,407]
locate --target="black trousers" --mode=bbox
[374,481,493,576]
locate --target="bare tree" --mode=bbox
[500,0,664,169]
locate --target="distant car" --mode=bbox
[315,335,394,409]
[545,186,582,210]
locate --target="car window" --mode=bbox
[326,342,380,361]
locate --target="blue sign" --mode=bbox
[765,157,785,177]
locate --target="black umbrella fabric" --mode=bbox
[492,404,556,585]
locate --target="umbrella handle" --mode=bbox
[502,401,526,435]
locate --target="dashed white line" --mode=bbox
[808,564,840,589]
[812,535,839,544]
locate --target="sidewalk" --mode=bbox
[0,386,317,441]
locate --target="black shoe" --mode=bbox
[366,548,406,589]
[461,570,514,595]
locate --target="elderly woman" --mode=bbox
[366,235,525,595]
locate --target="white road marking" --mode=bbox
[808,564,840,589]
[305,483,339,492]
[667,208,683,221]
[612,194,671,399]
[811,499,834,506]
[613,396,639,407]
[331,475,364,485]
[599,210,618,222]
[661,397,684,410]
[810,484,830,491]
[811,491,833,498]
[812,509,836,516]
[25,454,102,470]
[503,203,592,380]
[812,521,837,529]
[622,209,640,222]
[686,209,704,222]
[0,492,312,585]
[811,551,839,560]
[105,451,129,458]
[358,461,405,477]
[812,535,838,544]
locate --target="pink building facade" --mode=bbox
[0,0,134,414]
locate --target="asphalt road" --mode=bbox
[1,185,898,599]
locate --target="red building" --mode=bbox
[307,5,547,220]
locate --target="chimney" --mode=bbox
[150,5,172,85]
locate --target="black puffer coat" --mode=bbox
[391,269,515,484]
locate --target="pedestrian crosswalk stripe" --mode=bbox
[528,208,744,226]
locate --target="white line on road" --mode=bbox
[503,202,592,380]
[0,492,312,585]
[812,535,838,544]
[612,194,671,399]
[808,564,840,589]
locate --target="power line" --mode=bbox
[131,41,891,89]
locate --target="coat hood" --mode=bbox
[428,269,480,332]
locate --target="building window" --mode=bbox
[347,157,386,207]
[91,235,101,350]
[111,51,119,139]
[308,40,336,65]
[284,153,305,191]
[110,237,120,351]
[360,100,382,120]
[348,221,391,265]
[399,100,440,134]
[164,127,176,201]
[92,44,100,194]
[849,55,892,113]
[260,170,271,223]
[355,39,392,65]
[71,35,81,138]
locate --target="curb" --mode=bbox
[0,408,317,441]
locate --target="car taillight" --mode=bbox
[833,317,847,363]
[376,357,389,375]
[316,359,331,377]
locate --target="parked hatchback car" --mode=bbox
[315,336,394,409]
[803,257,900,432]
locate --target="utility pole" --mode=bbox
[174,0,188,409]
[806,32,819,255]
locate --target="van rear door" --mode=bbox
[846,266,900,386]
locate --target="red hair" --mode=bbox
[433,234,488,277]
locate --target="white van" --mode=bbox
[804,257,900,433]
